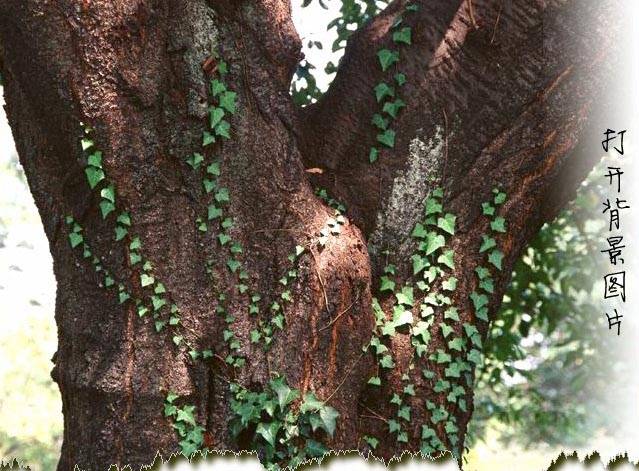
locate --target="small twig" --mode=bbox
[359,404,389,423]
[318,298,357,332]
[309,246,331,317]
[467,0,478,29]
[324,351,365,404]
[490,2,503,44]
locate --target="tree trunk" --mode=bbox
[0,1,616,470]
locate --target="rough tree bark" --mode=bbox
[0,0,616,470]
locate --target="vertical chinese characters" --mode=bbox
[601,129,629,335]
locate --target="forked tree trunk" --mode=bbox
[0,1,616,470]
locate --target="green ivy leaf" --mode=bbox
[256,422,280,447]
[444,306,459,321]
[377,129,396,148]
[445,420,458,435]
[468,348,483,365]
[151,295,166,311]
[411,223,427,239]
[115,226,128,241]
[463,323,479,338]
[482,202,495,216]
[380,276,396,292]
[372,113,389,130]
[475,266,490,279]
[479,277,494,293]
[85,167,105,189]
[425,197,443,216]
[494,191,507,205]
[87,151,102,168]
[369,147,379,163]
[411,254,428,275]
[437,213,456,235]
[80,138,94,151]
[202,131,216,146]
[306,439,328,458]
[206,161,220,176]
[129,237,141,250]
[377,48,400,71]
[374,82,395,102]
[209,107,225,129]
[319,405,339,437]
[272,313,284,330]
[300,392,324,413]
[412,320,431,344]
[382,99,406,119]
[364,435,379,449]
[210,79,226,96]
[395,286,414,306]
[445,363,461,378]
[490,216,507,233]
[215,120,231,139]
[215,188,230,204]
[392,304,413,327]
[398,406,411,421]
[431,407,448,424]
[392,26,412,45]
[116,212,131,226]
[140,273,155,287]
[118,291,130,304]
[227,259,241,273]
[388,419,401,434]
[476,307,489,322]
[138,305,149,318]
[423,369,436,380]
[437,250,455,270]
[207,205,222,220]
[479,235,496,253]
[470,291,488,310]
[394,73,406,86]
[424,232,446,256]
[186,152,204,170]
[488,249,504,270]
[434,379,450,393]
[99,200,115,219]
[380,354,395,369]
[440,324,454,338]
[421,426,437,440]
[368,376,381,386]
[100,184,115,203]
[448,337,464,352]
[68,229,83,248]
[442,276,457,292]
[270,377,300,410]
[219,91,237,114]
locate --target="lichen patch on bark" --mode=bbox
[368,126,445,265]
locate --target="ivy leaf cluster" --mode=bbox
[251,245,305,351]
[65,216,131,305]
[229,377,338,469]
[314,188,347,248]
[77,129,186,337]
[368,3,420,163]
[164,393,206,458]
[469,188,508,323]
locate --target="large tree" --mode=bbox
[0,1,616,470]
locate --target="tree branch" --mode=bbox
[298,0,616,271]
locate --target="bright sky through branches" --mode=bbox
[291,1,341,91]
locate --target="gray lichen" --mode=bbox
[368,126,445,264]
